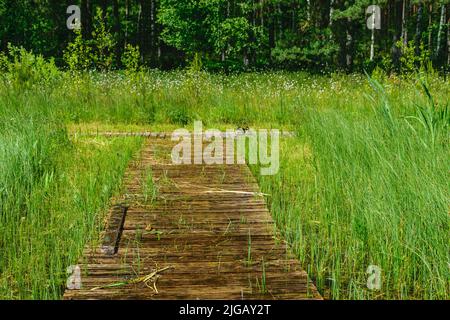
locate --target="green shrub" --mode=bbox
[64,8,116,72]
[63,29,93,72]
[122,44,141,74]
[167,106,192,125]
[398,40,433,75]
[1,44,60,89]
[90,8,116,71]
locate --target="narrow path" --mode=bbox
[64,137,321,300]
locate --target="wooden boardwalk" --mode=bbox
[64,137,321,300]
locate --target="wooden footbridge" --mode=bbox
[64,135,321,300]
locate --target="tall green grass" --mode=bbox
[252,80,449,299]
[0,96,142,298]
[0,66,448,300]
[2,70,447,129]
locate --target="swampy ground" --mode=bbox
[0,71,448,299]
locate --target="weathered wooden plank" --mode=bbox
[101,204,128,255]
[63,137,321,300]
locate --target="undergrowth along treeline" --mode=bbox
[1,1,449,73]
[0,45,448,128]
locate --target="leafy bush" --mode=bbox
[1,44,60,89]
[215,17,251,59]
[64,8,116,72]
[122,44,141,74]
[63,29,93,72]
[90,9,116,71]
[0,52,8,72]
[397,40,433,75]
[167,106,192,126]
[271,28,338,70]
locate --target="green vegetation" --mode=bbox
[142,167,158,204]
[1,45,448,128]
[0,44,448,300]
[251,78,449,299]
[1,1,449,73]
[0,81,142,298]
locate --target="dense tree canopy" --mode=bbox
[0,0,448,72]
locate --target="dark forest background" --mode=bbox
[0,1,449,72]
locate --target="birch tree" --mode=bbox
[436,3,446,58]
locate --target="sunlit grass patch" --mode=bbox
[1,70,448,300]
[0,130,142,299]
[252,87,449,299]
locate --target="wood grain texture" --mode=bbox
[64,137,321,300]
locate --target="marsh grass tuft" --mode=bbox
[0,95,142,298]
[142,167,158,204]
[252,79,449,299]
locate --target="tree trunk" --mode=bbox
[401,0,408,45]
[260,0,264,28]
[113,0,121,67]
[428,4,433,54]
[447,9,450,66]
[291,1,295,32]
[277,4,282,42]
[306,0,311,22]
[415,1,423,55]
[139,0,151,63]
[101,0,108,19]
[436,4,446,59]
[268,4,275,48]
[346,19,354,71]
[329,0,334,27]
[221,0,230,62]
[137,2,142,61]
[252,0,256,28]
[80,0,92,38]
[151,0,156,61]
[125,0,129,45]
[392,34,401,72]
[370,5,376,61]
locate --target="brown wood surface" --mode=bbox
[63,137,321,300]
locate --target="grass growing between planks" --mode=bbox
[142,167,158,205]
[251,80,449,299]
[0,105,142,298]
